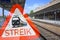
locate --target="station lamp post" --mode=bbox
[54,11,56,21]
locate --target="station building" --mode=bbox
[32,0,60,21]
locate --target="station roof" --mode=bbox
[0,0,26,11]
[33,0,60,12]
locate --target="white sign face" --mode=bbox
[2,8,36,37]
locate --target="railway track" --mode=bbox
[33,21,60,40]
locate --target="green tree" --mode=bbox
[30,10,34,15]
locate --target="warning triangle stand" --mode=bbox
[0,4,40,40]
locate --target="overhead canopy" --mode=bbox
[0,0,26,11]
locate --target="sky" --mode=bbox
[24,0,51,13]
[0,0,51,16]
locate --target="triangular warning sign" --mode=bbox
[0,4,40,40]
